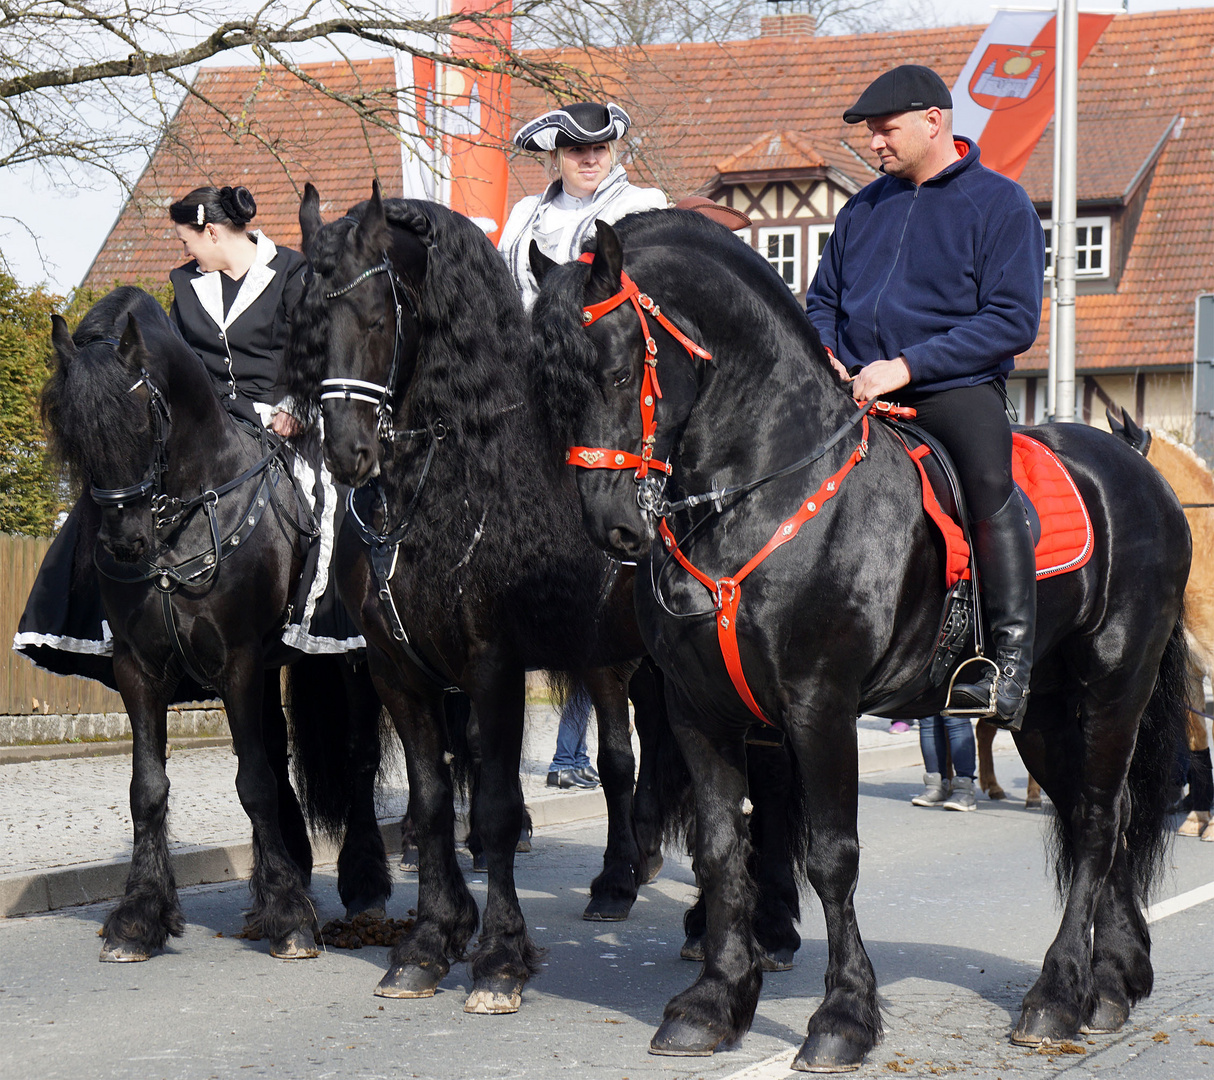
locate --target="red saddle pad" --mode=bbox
[907,432,1093,588]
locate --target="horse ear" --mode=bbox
[300,183,323,257]
[355,180,389,257]
[587,220,623,303]
[50,314,77,364]
[529,241,558,287]
[116,314,145,376]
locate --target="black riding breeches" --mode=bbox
[894,381,1014,522]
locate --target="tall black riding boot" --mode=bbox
[950,490,1037,731]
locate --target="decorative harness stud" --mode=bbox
[565,252,876,725]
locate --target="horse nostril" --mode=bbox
[606,526,645,557]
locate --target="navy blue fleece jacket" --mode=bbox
[805,137,1044,393]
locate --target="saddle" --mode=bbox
[865,420,1094,716]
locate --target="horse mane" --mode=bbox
[291,197,612,641]
[1147,428,1214,497]
[41,287,179,486]
[528,207,834,460]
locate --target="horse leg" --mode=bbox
[747,740,801,972]
[1025,773,1043,808]
[975,720,1006,799]
[100,648,183,961]
[786,714,881,1071]
[225,654,318,960]
[628,658,668,884]
[583,663,645,922]
[1009,690,1144,1045]
[463,667,541,1013]
[650,699,760,1057]
[375,669,478,1000]
[262,668,312,883]
[334,659,392,918]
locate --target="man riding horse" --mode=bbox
[805,64,1045,729]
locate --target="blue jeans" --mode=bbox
[550,687,592,771]
[918,714,976,779]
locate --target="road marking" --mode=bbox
[718,1049,797,1080]
[1144,879,1214,924]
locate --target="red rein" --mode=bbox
[565,254,869,724]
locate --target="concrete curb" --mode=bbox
[0,736,233,764]
[0,744,921,920]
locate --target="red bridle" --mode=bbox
[564,252,712,480]
[564,253,873,725]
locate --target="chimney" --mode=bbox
[760,14,817,38]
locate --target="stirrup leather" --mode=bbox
[941,654,998,718]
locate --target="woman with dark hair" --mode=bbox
[168,185,307,436]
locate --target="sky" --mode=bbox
[1,0,1207,296]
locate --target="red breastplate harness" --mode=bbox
[565,253,872,724]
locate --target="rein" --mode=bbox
[565,256,882,724]
[319,252,421,444]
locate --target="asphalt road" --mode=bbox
[2,754,1211,1080]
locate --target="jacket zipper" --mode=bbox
[871,183,920,360]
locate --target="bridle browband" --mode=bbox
[319,252,421,444]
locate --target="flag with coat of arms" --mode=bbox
[951,9,1116,181]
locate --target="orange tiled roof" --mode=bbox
[84,60,404,288]
[89,11,1214,374]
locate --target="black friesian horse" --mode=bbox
[42,288,388,961]
[286,187,810,1013]
[529,212,1191,1069]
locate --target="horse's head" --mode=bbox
[45,298,166,562]
[291,181,426,487]
[531,219,708,559]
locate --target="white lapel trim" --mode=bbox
[188,231,279,330]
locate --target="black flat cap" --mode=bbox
[843,65,952,124]
[514,102,631,151]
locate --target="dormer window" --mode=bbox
[1043,216,1112,279]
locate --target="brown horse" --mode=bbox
[978,422,1214,835]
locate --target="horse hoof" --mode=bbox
[1011,1007,1078,1046]
[464,976,524,1014]
[649,1016,724,1056]
[759,946,796,972]
[345,895,389,921]
[1080,997,1129,1035]
[987,785,1007,801]
[793,1032,868,1072]
[1025,795,1042,810]
[376,964,442,999]
[399,847,419,873]
[680,935,705,962]
[99,942,150,963]
[271,930,319,960]
[471,853,488,873]
[643,854,664,884]
[583,895,634,922]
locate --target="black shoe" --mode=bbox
[547,768,596,789]
[573,765,600,786]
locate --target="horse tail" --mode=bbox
[284,655,391,837]
[1047,609,1190,903]
[1120,608,1190,901]
[443,690,476,801]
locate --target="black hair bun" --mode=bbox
[218,185,257,226]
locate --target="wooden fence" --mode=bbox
[1,533,126,715]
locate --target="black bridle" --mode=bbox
[319,253,421,444]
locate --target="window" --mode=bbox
[1043,216,1111,279]
[807,224,834,283]
[757,227,800,292]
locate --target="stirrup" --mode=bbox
[941,655,998,718]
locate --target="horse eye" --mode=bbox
[612,366,632,388]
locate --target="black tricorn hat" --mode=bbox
[843,65,953,124]
[514,102,631,151]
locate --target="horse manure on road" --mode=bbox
[318,911,416,949]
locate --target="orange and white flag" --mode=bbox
[951,10,1115,181]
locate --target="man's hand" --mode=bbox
[826,350,852,383]
[850,356,911,401]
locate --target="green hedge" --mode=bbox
[0,271,173,536]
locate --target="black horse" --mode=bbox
[530,211,1191,1069]
[42,287,389,961]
